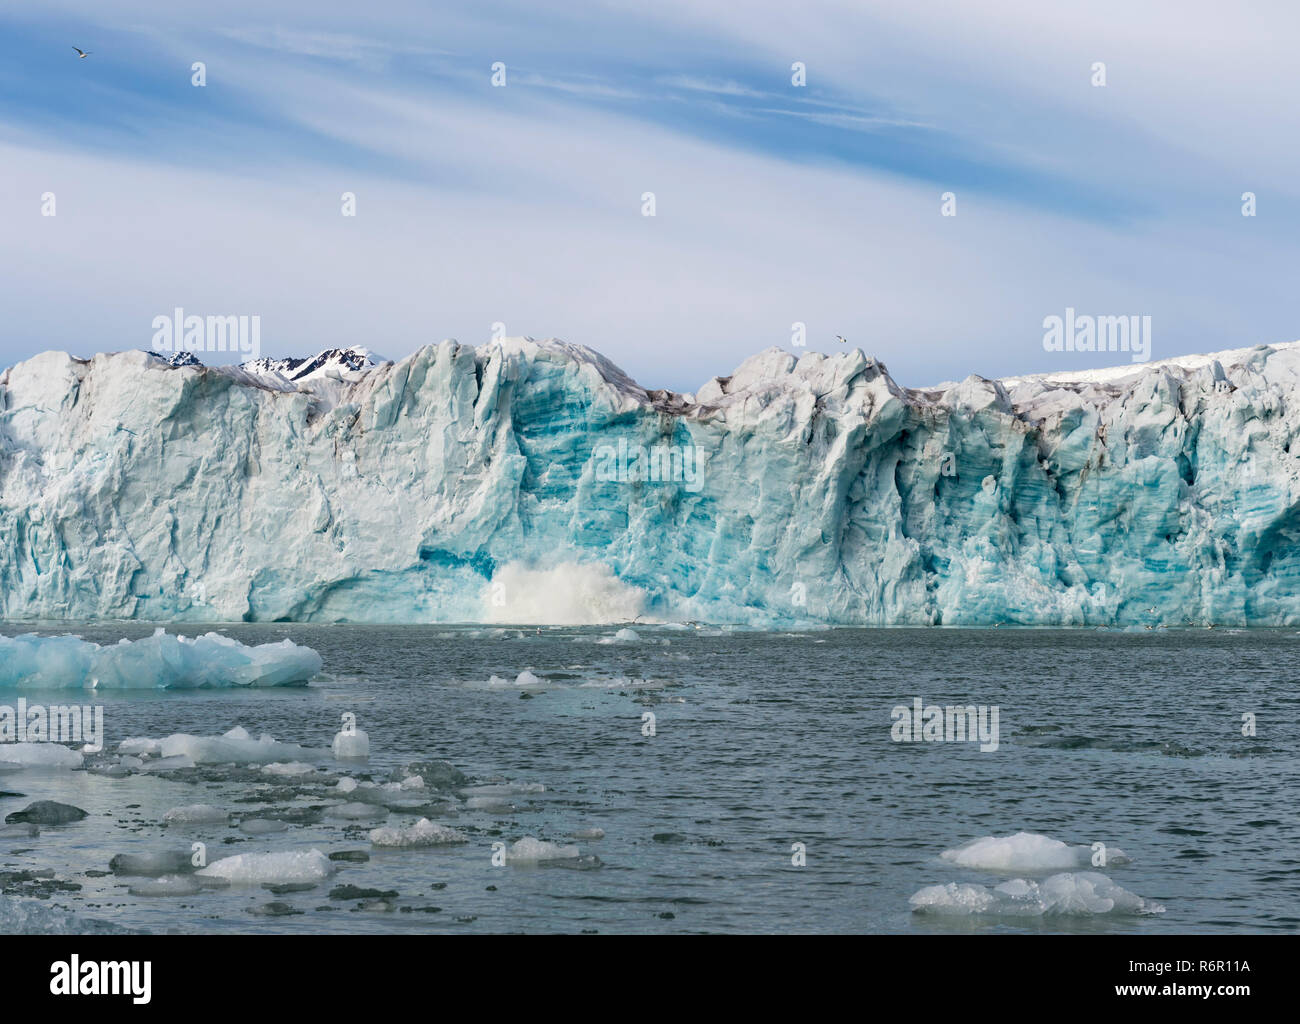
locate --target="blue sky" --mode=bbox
[2,0,1298,390]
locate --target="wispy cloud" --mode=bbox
[0,0,1297,389]
[215,26,454,64]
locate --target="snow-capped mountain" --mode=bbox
[2,336,1299,625]
[146,350,204,368]
[237,346,389,385]
[144,345,389,385]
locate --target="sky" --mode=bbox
[1,0,1298,392]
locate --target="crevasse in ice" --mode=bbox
[2,336,1298,625]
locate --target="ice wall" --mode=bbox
[1,337,1297,626]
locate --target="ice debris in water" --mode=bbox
[0,629,321,688]
[507,837,580,862]
[368,818,469,848]
[196,849,334,885]
[128,875,205,898]
[0,896,131,934]
[487,670,543,688]
[332,728,369,761]
[121,726,326,765]
[137,754,195,773]
[118,738,162,756]
[0,743,82,769]
[941,832,1131,872]
[261,761,316,777]
[909,872,1164,916]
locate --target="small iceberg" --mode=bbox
[127,726,326,766]
[0,629,322,689]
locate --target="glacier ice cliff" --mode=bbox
[1,337,1298,626]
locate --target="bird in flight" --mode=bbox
[72,47,92,59]
[835,335,848,344]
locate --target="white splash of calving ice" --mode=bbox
[483,562,648,625]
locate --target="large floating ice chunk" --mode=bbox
[0,630,321,689]
[196,849,334,885]
[157,726,326,765]
[910,872,1164,916]
[0,743,83,769]
[941,832,1130,873]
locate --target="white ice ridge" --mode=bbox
[119,725,327,765]
[909,872,1165,917]
[7,336,1300,624]
[0,630,322,688]
[940,832,1131,872]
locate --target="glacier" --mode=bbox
[1,336,1299,626]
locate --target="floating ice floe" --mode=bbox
[128,875,205,898]
[368,818,468,848]
[261,761,316,777]
[0,743,83,769]
[941,832,1131,873]
[117,738,163,756]
[0,896,130,935]
[136,754,195,773]
[910,872,1164,916]
[196,849,334,885]
[507,836,580,862]
[464,796,515,812]
[0,629,321,689]
[149,726,326,765]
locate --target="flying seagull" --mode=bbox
[835,335,848,344]
[72,47,91,58]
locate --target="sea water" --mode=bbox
[1,623,1297,933]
